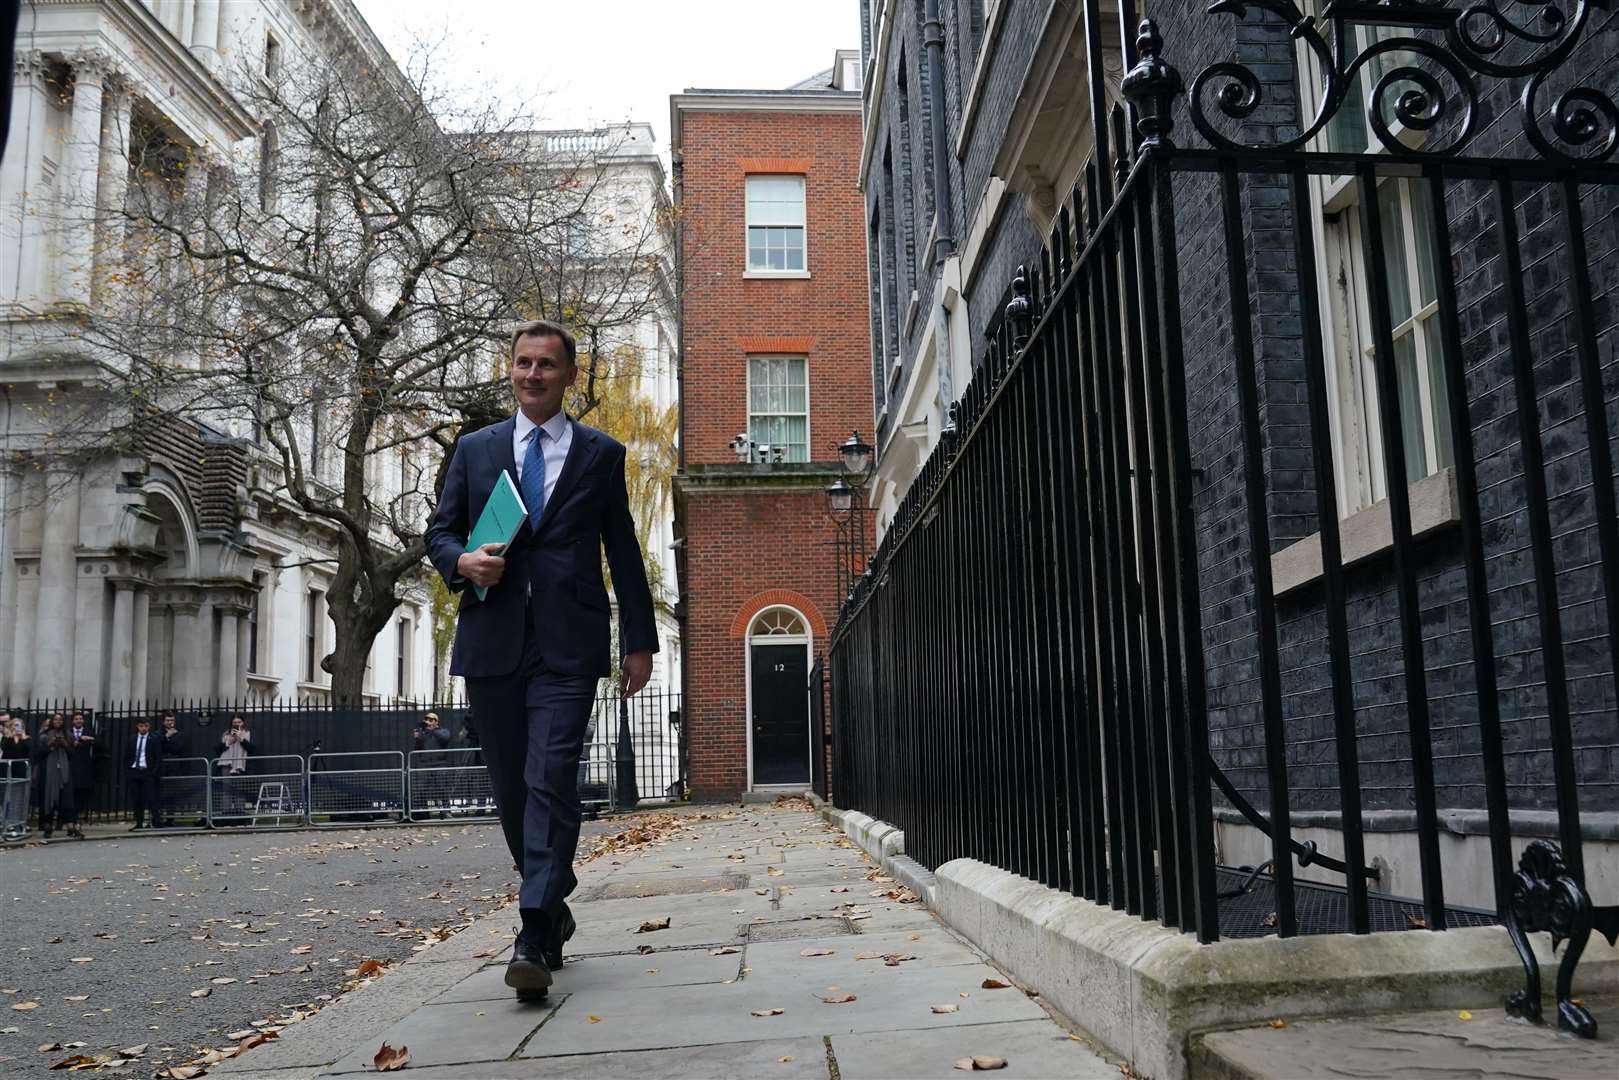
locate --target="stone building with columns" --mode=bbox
[0,0,437,708]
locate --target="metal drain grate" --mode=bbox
[588,873,750,901]
[1213,867,1498,939]
[743,916,859,942]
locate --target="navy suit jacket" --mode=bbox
[424,416,658,680]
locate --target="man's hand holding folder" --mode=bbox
[457,471,529,600]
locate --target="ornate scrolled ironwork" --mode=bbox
[1504,839,1619,1038]
[1183,0,1617,163]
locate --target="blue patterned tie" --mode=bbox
[520,427,546,531]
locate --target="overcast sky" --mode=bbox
[352,0,862,150]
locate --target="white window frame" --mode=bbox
[1294,6,1454,516]
[744,175,808,276]
[746,355,810,463]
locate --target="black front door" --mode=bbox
[750,643,809,785]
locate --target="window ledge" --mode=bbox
[296,680,330,696]
[1272,467,1460,598]
[744,270,812,280]
[245,672,278,686]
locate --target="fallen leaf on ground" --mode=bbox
[38,1042,63,1052]
[588,1015,602,1023]
[800,948,834,957]
[68,957,93,964]
[373,1042,410,1072]
[158,1068,206,1079]
[767,866,784,877]
[48,1054,98,1070]
[190,988,211,998]
[981,978,1011,990]
[932,1003,960,1013]
[709,947,739,956]
[1457,1011,1473,1021]
[471,949,498,959]
[225,1030,255,1041]
[821,992,857,1004]
[751,1008,784,1018]
[355,960,386,978]
[953,1056,1008,1071]
[210,977,238,985]
[118,1043,148,1056]
[1268,1018,1288,1029]
[62,995,87,1002]
[884,953,915,966]
[637,917,671,933]
[779,1055,793,1063]
[1405,914,1427,929]
[46,937,62,944]
[290,945,313,955]
[10,1003,38,1011]
[830,886,849,893]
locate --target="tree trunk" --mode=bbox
[324,588,399,704]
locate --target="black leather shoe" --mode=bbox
[504,931,553,998]
[543,903,576,971]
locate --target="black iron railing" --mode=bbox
[830,3,1619,1038]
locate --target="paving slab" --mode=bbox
[322,994,568,1073]
[213,803,1113,1080]
[324,1036,831,1078]
[1193,997,1619,1080]
[830,1019,1120,1079]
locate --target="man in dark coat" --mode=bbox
[125,718,163,830]
[66,712,98,820]
[157,712,189,827]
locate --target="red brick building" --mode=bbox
[670,53,872,800]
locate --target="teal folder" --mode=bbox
[465,471,527,601]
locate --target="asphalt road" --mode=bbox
[0,820,616,1076]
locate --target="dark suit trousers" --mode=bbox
[465,610,597,914]
[128,767,158,826]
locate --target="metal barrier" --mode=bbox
[406,748,496,821]
[2,760,30,839]
[308,752,407,824]
[156,757,210,828]
[209,755,306,827]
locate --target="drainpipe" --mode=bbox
[922,0,958,422]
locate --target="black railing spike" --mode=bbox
[1112,105,1132,188]
[1120,17,1181,149]
[1007,266,1033,351]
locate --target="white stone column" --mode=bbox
[131,588,151,704]
[72,561,110,703]
[177,0,195,49]
[34,468,82,700]
[92,80,132,305]
[3,52,53,307]
[191,0,221,68]
[216,606,240,700]
[60,55,107,307]
[171,602,205,701]
[108,580,137,702]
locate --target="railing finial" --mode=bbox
[1121,17,1182,149]
[1006,265,1033,352]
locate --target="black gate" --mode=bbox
[829,1,1619,1038]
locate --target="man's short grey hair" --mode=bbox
[509,319,578,367]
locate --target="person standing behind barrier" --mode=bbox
[32,715,76,839]
[158,713,188,827]
[1,712,27,761]
[1,712,29,838]
[67,712,98,825]
[412,712,450,766]
[125,718,163,830]
[217,715,254,773]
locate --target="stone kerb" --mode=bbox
[815,797,1619,1080]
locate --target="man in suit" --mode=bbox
[425,319,657,1003]
[157,711,189,828]
[126,718,163,830]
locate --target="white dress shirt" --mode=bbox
[512,410,572,514]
